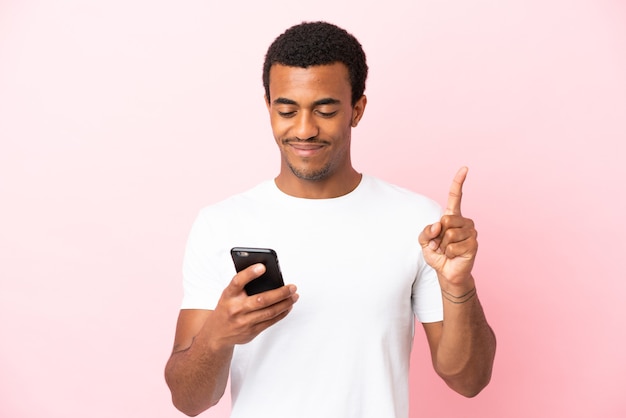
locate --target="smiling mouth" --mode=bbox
[291,142,323,150]
[285,140,328,157]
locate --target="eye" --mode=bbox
[277,110,296,118]
[275,105,297,118]
[315,109,338,118]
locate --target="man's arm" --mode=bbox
[418,167,496,397]
[422,282,496,397]
[165,309,232,416]
[164,264,299,416]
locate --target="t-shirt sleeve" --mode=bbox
[411,255,444,323]
[411,201,444,323]
[180,210,225,310]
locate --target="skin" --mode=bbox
[267,63,366,199]
[164,265,299,416]
[418,166,496,396]
[164,62,495,416]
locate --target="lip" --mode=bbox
[288,142,326,157]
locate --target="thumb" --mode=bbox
[226,263,266,296]
[418,222,441,248]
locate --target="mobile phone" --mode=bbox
[230,247,285,295]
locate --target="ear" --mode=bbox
[351,95,367,127]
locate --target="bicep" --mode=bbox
[171,309,213,353]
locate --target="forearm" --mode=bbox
[165,335,234,416]
[433,283,496,397]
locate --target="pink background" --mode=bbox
[1,0,625,417]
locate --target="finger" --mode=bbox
[418,222,442,249]
[438,215,475,247]
[249,293,299,325]
[248,284,298,311]
[225,263,266,296]
[439,227,477,254]
[445,166,468,216]
[248,306,294,339]
[439,215,474,235]
[443,239,478,260]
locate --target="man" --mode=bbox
[165,21,496,418]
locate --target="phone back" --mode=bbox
[231,247,285,295]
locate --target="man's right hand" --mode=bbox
[165,265,298,415]
[171,264,298,355]
[208,263,299,349]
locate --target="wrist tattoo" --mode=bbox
[442,286,477,304]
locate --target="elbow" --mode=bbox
[165,365,216,417]
[437,330,497,398]
[171,398,212,417]
[175,405,200,417]
[168,387,218,417]
[451,374,492,398]
[436,362,494,398]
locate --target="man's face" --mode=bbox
[266,63,366,182]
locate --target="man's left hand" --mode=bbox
[419,166,478,291]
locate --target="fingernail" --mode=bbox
[428,240,438,250]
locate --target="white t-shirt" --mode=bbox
[181,175,444,418]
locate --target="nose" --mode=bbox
[294,111,319,141]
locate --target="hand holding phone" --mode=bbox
[231,247,285,295]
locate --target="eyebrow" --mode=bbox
[314,98,341,106]
[272,97,341,106]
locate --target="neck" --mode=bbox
[274,169,362,199]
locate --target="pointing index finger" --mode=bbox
[445,166,468,215]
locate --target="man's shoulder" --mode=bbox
[362,175,441,212]
[196,180,275,217]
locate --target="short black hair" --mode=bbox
[262,21,368,106]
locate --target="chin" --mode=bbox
[289,164,331,181]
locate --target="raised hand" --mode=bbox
[419,167,478,291]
